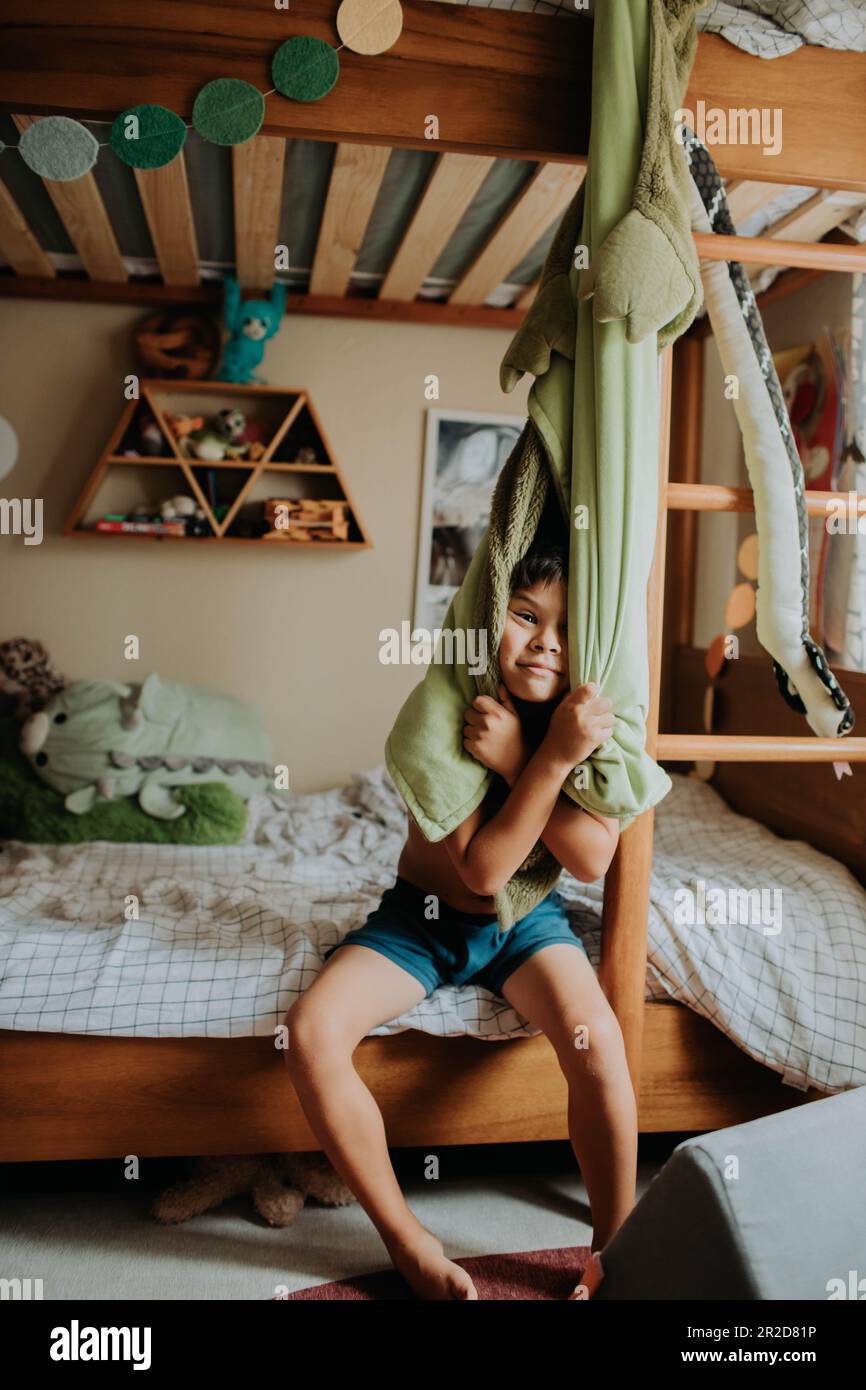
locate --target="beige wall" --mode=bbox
[0,300,530,793]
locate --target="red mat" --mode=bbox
[276,1245,593,1300]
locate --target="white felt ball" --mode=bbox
[0,415,19,481]
[336,0,403,55]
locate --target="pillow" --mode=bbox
[0,717,247,844]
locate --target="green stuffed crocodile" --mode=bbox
[20,673,277,819]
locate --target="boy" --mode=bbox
[285,542,636,1300]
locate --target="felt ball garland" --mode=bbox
[19,115,99,181]
[109,105,187,170]
[2,1,403,177]
[272,37,340,102]
[192,79,266,146]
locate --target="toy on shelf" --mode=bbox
[215,274,287,385]
[133,311,222,380]
[177,408,250,462]
[165,413,205,445]
[263,498,350,542]
[120,410,169,458]
[97,495,214,538]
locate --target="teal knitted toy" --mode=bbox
[20,673,278,819]
[216,273,287,384]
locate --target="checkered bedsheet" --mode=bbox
[1,770,864,1092]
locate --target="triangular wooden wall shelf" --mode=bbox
[63,379,372,549]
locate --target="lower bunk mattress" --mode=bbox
[1,771,864,1094]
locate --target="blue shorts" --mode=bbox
[323,876,587,999]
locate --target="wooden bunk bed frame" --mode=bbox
[1,3,866,1162]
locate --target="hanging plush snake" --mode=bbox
[682,128,854,737]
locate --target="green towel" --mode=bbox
[386,0,707,931]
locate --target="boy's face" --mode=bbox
[499,579,569,704]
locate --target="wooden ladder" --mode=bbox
[602,230,866,1096]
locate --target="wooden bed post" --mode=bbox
[600,343,674,1099]
[660,334,704,735]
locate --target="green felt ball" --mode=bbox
[272,36,340,102]
[192,78,265,146]
[110,105,187,170]
[19,117,98,181]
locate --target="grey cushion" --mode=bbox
[596,1086,866,1299]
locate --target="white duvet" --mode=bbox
[1,770,864,1094]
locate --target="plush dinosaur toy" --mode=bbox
[216,273,287,385]
[20,673,277,818]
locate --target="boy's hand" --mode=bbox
[463,684,529,784]
[542,683,614,771]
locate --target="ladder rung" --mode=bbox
[658,734,866,762]
[692,231,866,274]
[667,482,866,517]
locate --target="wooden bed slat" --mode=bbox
[378,152,496,302]
[310,142,391,297]
[723,180,788,227]
[233,135,288,292]
[449,163,584,306]
[741,188,866,279]
[134,155,200,287]
[0,177,55,277]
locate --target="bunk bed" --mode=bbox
[1,2,865,1162]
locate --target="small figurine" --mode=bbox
[178,410,249,462]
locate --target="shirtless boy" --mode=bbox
[285,541,638,1299]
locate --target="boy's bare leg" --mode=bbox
[285,945,478,1299]
[501,944,638,1264]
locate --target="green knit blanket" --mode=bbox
[386,1,708,930]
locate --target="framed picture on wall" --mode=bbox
[414,409,525,632]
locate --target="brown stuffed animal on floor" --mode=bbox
[151,1152,357,1228]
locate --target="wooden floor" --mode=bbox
[0,1003,820,1163]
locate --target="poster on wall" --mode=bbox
[413,409,525,633]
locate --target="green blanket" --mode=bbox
[386,0,708,931]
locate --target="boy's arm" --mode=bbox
[503,755,620,883]
[442,742,577,897]
[444,683,616,895]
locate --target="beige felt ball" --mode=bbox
[336,0,403,55]
[737,532,759,581]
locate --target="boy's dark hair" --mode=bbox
[510,538,568,593]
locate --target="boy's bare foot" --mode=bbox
[386,1226,478,1300]
[568,1249,605,1300]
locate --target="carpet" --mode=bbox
[276,1245,593,1300]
